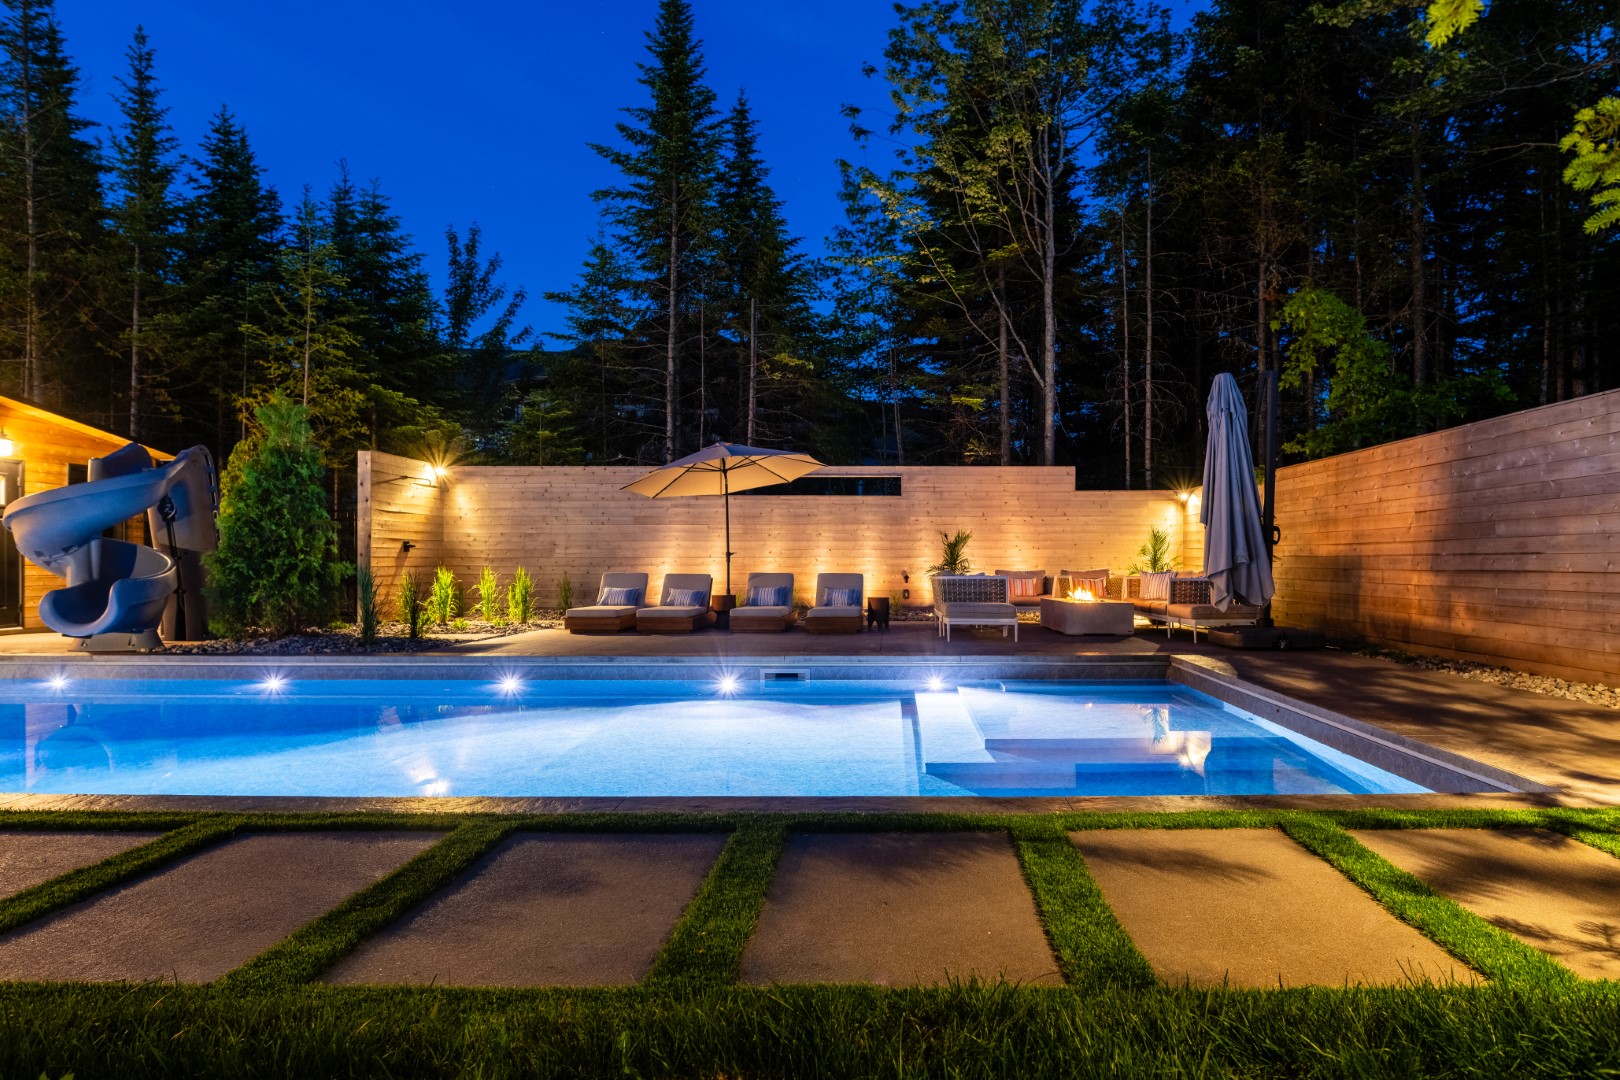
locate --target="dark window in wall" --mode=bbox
[735,477,902,497]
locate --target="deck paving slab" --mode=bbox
[1072,828,1480,988]
[0,831,158,897]
[741,832,1062,986]
[1352,827,1620,980]
[324,832,727,987]
[0,831,439,983]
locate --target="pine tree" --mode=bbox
[108,25,178,441]
[442,222,533,448]
[0,0,105,407]
[589,0,720,460]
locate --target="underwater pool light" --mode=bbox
[926,675,946,692]
[259,674,288,693]
[497,674,524,696]
[46,673,69,691]
[716,674,740,696]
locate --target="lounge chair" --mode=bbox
[563,571,649,633]
[933,574,1018,642]
[636,573,716,633]
[994,569,1046,608]
[1160,577,1263,642]
[730,572,795,633]
[801,573,863,633]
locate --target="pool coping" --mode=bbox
[0,651,1565,813]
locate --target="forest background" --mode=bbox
[1,0,1615,492]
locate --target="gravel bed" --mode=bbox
[1366,649,1620,710]
[161,613,565,656]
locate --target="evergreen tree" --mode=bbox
[442,222,534,450]
[589,0,721,461]
[108,24,178,441]
[0,0,105,408]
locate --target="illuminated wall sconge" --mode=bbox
[0,430,17,458]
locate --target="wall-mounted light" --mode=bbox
[400,540,415,554]
[0,430,17,458]
[901,569,910,583]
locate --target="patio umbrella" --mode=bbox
[1201,373,1275,610]
[624,442,825,596]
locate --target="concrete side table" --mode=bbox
[1039,596,1134,636]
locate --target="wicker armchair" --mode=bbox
[931,574,1018,642]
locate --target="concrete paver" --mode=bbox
[0,831,439,983]
[324,832,727,987]
[1072,828,1479,988]
[0,831,159,897]
[741,832,1061,986]
[1352,827,1620,979]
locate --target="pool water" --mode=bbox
[0,677,1428,798]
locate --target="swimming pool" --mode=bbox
[0,676,1429,798]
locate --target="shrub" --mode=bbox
[1127,526,1179,574]
[399,572,423,639]
[356,566,379,645]
[425,566,460,625]
[450,617,469,633]
[475,566,500,621]
[205,395,346,637]
[555,573,574,613]
[926,529,973,576]
[507,567,535,624]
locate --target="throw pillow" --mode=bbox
[819,587,860,607]
[747,584,789,607]
[596,586,641,607]
[1070,576,1109,599]
[664,587,708,608]
[1139,571,1173,601]
[1001,572,1043,600]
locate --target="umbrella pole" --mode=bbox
[723,469,732,597]
[1259,369,1279,629]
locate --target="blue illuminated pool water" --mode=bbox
[0,677,1427,798]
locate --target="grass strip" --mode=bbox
[644,820,786,986]
[0,815,243,935]
[221,817,516,993]
[1010,821,1156,991]
[1279,813,1576,988]
[1566,829,1620,861]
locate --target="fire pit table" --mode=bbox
[1039,595,1135,636]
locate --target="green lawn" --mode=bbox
[0,806,1617,1078]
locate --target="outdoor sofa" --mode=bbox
[993,569,1046,607]
[635,573,716,633]
[730,572,795,633]
[933,574,1018,642]
[801,573,864,633]
[1126,574,1263,642]
[563,571,648,633]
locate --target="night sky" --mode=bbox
[60,0,901,338]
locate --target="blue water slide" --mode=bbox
[1,443,218,642]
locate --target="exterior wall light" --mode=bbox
[0,430,17,458]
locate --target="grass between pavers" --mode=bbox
[1,981,1619,1078]
[644,820,784,986]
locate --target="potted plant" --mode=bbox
[927,529,973,576]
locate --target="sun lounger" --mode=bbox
[563,571,649,633]
[801,573,863,633]
[933,574,1018,642]
[1160,577,1263,642]
[730,572,795,632]
[636,573,716,633]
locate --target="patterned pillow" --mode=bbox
[1069,576,1109,600]
[596,586,641,607]
[1003,573,1044,600]
[1139,571,1174,601]
[819,587,860,607]
[746,585,790,607]
[664,587,708,608]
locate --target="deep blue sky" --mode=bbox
[60,0,906,339]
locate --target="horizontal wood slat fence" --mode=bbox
[1270,388,1620,685]
[358,387,1618,684]
[357,456,1199,614]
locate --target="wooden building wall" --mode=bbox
[0,397,165,630]
[1271,388,1620,684]
[358,457,1201,610]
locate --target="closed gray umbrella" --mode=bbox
[1201,373,1275,610]
[624,442,824,596]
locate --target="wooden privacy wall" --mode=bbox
[357,456,1200,610]
[1271,388,1620,685]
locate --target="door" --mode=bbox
[0,460,22,627]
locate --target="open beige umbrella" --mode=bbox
[624,442,824,595]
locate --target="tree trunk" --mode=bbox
[1409,122,1427,387]
[1144,154,1154,491]
[1040,138,1057,467]
[747,297,757,444]
[664,182,679,462]
[1120,208,1131,489]
[21,9,38,401]
[302,273,313,406]
[697,307,706,446]
[130,243,142,441]
[996,266,1009,466]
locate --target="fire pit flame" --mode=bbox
[1069,585,1099,603]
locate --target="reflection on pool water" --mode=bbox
[0,677,1428,798]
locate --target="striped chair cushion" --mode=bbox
[1139,572,1174,601]
[747,585,790,607]
[663,587,708,608]
[596,586,641,607]
[819,587,860,607]
[1006,574,1044,599]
